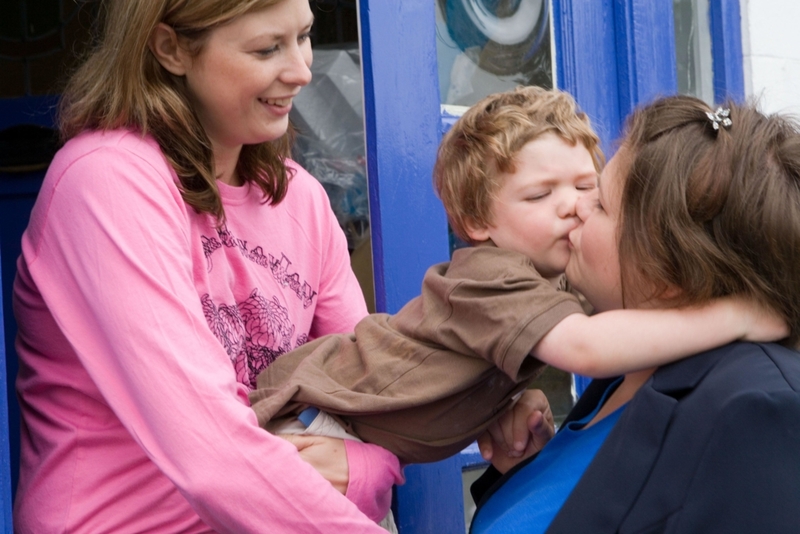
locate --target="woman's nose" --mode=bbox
[576,191,596,222]
[284,45,313,87]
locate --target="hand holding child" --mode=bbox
[477,389,555,474]
[281,434,349,494]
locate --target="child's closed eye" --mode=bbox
[525,191,550,201]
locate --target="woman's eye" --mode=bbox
[299,32,312,44]
[256,46,279,58]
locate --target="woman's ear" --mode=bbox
[464,218,492,243]
[149,23,189,76]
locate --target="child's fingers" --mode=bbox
[477,431,494,461]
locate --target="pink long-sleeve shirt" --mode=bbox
[12,129,401,533]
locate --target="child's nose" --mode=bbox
[557,190,579,218]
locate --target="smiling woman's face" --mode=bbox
[566,149,626,312]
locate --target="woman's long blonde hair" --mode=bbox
[59,0,295,221]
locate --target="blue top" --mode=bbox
[471,379,625,534]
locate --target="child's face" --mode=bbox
[467,133,598,283]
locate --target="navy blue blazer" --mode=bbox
[472,342,800,533]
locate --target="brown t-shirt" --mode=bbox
[249,245,585,463]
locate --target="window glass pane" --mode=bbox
[290,2,375,311]
[436,0,554,107]
[673,0,714,104]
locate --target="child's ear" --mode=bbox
[149,23,190,76]
[464,219,492,243]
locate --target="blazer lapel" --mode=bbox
[547,347,729,533]
[547,385,677,533]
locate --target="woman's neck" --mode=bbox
[585,368,656,428]
[214,143,243,186]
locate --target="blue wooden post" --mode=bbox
[357,0,450,315]
[0,245,11,533]
[613,0,678,117]
[553,0,623,156]
[709,0,745,103]
[0,95,59,531]
[357,1,457,533]
[556,0,680,148]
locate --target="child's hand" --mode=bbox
[731,297,790,342]
[477,389,555,474]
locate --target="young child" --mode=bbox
[249,86,783,464]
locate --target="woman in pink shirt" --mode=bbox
[12,0,408,532]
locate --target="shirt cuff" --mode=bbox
[344,440,405,522]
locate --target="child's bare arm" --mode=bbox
[533,297,789,378]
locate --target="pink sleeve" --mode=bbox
[25,143,385,533]
[345,440,405,522]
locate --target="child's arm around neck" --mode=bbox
[533,298,788,378]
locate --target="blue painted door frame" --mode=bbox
[357,0,744,533]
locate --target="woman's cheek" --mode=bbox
[578,220,622,311]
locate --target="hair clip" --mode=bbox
[706,107,732,131]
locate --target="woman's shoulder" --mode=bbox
[737,342,800,390]
[59,129,164,163]
[48,129,175,188]
[34,129,183,225]
[655,342,800,404]
[713,341,800,378]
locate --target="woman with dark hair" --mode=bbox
[471,95,800,533]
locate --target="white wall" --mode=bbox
[741,0,800,116]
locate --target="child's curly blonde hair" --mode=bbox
[434,86,603,244]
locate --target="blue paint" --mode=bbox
[709,0,745,103]
[358,1,455,533]
[0,96,59,131]
[358,0,450,316]
[0,246,9,534]
[0,96,59,529]
[553,0,622,150]
[613,0,678,117]
[394,458,466,533]
[0,171,41,514]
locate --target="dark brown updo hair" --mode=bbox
[618,95,800,345]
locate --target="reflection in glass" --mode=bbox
[436,0,553,107]
[673,0,714,104]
